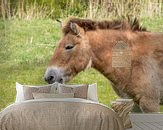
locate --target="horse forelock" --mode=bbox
[62,17,147,35]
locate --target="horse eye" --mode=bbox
[65,44,74,50]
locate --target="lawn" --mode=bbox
[0,17,163,111]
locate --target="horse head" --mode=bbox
[44,22,92,84]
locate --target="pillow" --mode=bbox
[32,93,74,99]
[55,83,98,101]
[57,83,89,99]
[87,83,98,102]
[15,82,58,102]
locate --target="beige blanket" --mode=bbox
[0,98,124,130]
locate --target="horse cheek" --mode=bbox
[74,58,87,72]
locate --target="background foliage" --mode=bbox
[1,0,163,19]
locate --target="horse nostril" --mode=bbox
[59,78,63,83]
[49,76,54,81]
[45,75,55,84]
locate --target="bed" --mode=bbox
[0,98,125,130]
[0,82,132,130]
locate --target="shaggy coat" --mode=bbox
[45,18,163,113]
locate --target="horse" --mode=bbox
[44,18,163,113]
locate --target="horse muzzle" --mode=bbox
[44,67,65,84]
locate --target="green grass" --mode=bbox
[0,17,163,111]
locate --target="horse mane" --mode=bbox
[62,17,147,34]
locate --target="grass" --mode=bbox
[0,17,163,111]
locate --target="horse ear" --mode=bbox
[70,22,80,36]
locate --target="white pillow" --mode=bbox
[15,82,25,103]
[88,83,98,102]
[15,82,98,102]
[56,83,98,102]
[15,82,58,103]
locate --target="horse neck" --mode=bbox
[86,29,123,76]
[86,29,142,85]
[86,29,162,85]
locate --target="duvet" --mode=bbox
[0,98,124,130]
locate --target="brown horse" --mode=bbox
[44,18,163,113]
